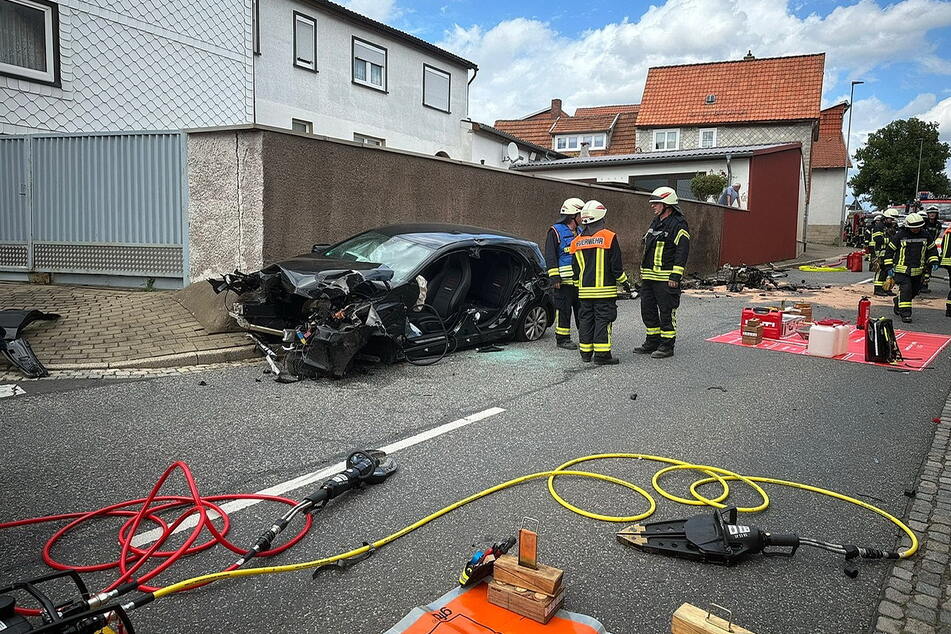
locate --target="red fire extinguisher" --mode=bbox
[857,296,871,329]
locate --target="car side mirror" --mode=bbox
[312,243,330,253]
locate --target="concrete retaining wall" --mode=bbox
[186,126,728,282]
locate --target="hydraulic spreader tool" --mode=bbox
[0,452,918,632]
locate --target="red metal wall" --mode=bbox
[719,146,801,265]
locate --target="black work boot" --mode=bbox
[901,313,912,324]
[920,284,931,294]
[593,353,619,365]
[946,305,951,317]
[556,337,576,350]
[650,346,674,359]
[873,289,891,297]
[633,339,660,354]
[893,297,900,316]
[580,351,593,363]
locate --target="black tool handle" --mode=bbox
[764,533,800,556]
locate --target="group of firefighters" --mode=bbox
[544,186,690,364]
[867,204,951,323]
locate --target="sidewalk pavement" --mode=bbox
[875,393,951,634]
[0,282,256,376]
[777,243,855,267]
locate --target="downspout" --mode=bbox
[466,67,479,119]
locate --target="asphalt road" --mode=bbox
[2,271,949,634]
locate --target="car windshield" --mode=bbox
[322,231,434,283]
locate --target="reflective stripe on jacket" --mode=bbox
[884,228,940,277]
[544,222,579,284]
[569,229,628,299]
[640,212,690,282]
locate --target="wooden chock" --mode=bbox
[671,603,755,634]
[518,528,538,569]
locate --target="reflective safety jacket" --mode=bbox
[569,229,628,299]
[924,218,942,245]
[884,228,939,277]
[868,220,887,258]
[545,221,579,284]
[940,227,951,267]
[640,211,690,282]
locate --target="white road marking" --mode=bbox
[0,385,25,399]
[858,277,874,284]
[131,406,506,547]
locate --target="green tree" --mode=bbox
[691,172,727,201]
[850,118,950,209]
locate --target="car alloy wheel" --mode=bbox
[522,305,548,341]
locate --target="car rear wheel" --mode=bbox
[515,303,548,342]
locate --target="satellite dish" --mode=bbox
[504,142,521,163]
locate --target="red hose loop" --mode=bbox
[1,461,314,610]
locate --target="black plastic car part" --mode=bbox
[0,310,60,378]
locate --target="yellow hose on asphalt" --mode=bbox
[153,453,918,598]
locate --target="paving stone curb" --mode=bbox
[40,345,258,371]
[873,396,951,634]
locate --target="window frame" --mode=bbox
[653,128,680,151]
[252,0,260,55]
[0,0,60,86]
[554,133,606,151]
[422,63,451,114]
[292,11,317,72]
[354,133,385,147]
[291,118,313,134]
[351,36,387,93]
[699,128,717,148]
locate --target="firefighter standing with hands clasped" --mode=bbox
[569,200,629,365]
[634,187,690,359]
[544,198,584,349]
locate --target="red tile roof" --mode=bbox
[551,114,619,134]
[495,102,640,156]
[812,103,851,168]
[637,54,825,127]
[492,118,555,147]
[574,104,639,117]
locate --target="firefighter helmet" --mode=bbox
[926,204,939,216]
[883,209,900,219]
[905,212,925,228]
[580,200,607,224]
[560,197,585,216]
[649,186,678,206]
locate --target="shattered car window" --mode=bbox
[322,232,434,284]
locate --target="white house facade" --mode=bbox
[0,0,477,158]
[0,0,253,135]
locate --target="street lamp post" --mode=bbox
[914,137,924,198]
[839,81,864,232]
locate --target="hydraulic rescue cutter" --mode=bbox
[617,506,902,577]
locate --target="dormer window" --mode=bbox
[705,94,716,104]
[555,133,606,151]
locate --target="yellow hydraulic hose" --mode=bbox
[153,453,918,599]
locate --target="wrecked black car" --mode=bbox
[211,224,554,378]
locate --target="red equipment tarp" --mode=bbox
[707,326,951,371]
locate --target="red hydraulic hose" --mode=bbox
[0,461,313,614]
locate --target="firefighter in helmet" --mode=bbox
[939,222,951,317]
[544,198,584,349]
[633,187,690,358]
[920,205,942,293]
[569,200,628,365]
[884,212,939,323]
[868,213,891,296]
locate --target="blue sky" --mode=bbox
[346,0,951,185]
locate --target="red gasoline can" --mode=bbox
[847,251,864,272]
[857,295,871,329]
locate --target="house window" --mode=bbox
[352,37,386,91]
[293,12,316,71]
[0,0,59,84]
[291,119,312,133]
[423,64,450,113]
[354,133,384,147]
[653,129,680,150]
[699,128,717,148]
[554,133,606,151]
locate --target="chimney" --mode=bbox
[743,50,755,61]
[579,142,590,158]
[551,98,563,119]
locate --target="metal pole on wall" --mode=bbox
[839,80,863,241]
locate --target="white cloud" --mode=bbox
[436,0,951,123]
[341,0,400,23]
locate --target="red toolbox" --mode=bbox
[741,307,802,340]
